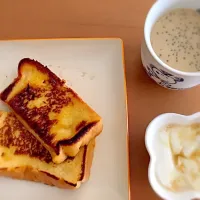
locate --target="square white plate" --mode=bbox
[0,38,129,200]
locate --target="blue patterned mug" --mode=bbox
[141,0,200,90]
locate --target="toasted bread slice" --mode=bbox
[0,111,95,189]
[1,58,103,163]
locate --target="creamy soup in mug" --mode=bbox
[151,8,200,72]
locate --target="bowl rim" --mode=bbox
[144,0,200,77]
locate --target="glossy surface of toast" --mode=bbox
[1,58,102,163]
[0,111,95,188]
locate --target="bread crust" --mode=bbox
[0,58,103,163]
[0,140,95,189]
[0,110,96,189]
[61,120,102,160]
[0,167,77,189]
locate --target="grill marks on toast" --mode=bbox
[0,58,102,162]
[8,83,73,154]
[0,58,99,187]
[0,112,52,163]
[8,83,97,155]
[0,111,94,187]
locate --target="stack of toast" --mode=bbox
[0,58,103,189]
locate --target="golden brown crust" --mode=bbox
[18,58,65,86]
[0,140,95,189]
[61,120,102,159]
[0,111,96,189]
[0,58,103,163]
[0,167,78,189]
[0,142,95,189]
[0,58,65,102]
[82,139,95,183]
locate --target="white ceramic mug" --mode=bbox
[141,0,200,90]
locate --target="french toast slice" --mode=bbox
[0,111,95,189]
[1,58,103,163]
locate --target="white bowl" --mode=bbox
[145,112,200,200]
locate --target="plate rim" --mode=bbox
[0,37,130,199]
